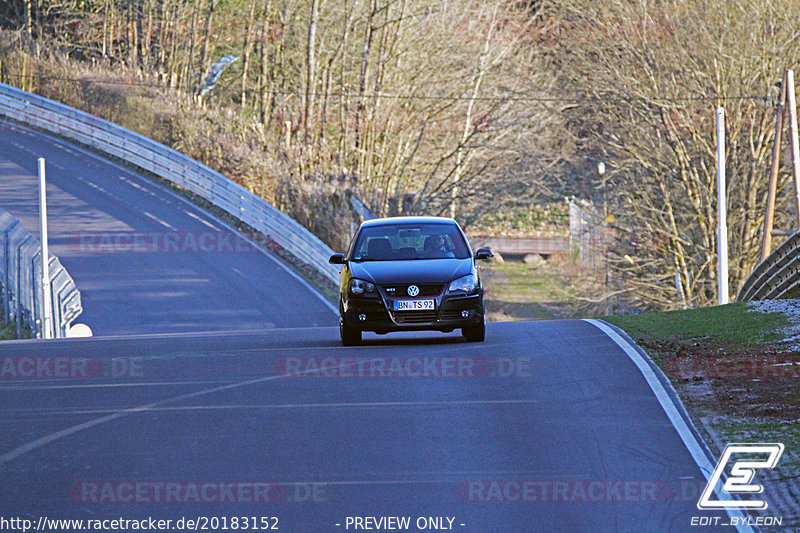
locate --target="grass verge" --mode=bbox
[605,302,788,361]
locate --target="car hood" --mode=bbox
[349,258,473,285]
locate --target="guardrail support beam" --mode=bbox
[16,243,22,339]
[3,226,9,326]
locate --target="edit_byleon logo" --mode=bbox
[697,443,784,510]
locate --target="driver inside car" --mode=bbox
[423,234,455,258]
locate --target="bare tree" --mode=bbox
[547,0,800,308]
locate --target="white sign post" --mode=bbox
[38,158,53,339]
[716,108,729,305]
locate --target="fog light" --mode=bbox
[358,314,367,321]
[461,310,470,318]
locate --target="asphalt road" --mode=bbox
[0,120,334,335]
[0,321,735,532]
[0,117,741,532]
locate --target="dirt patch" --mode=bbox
[638,338,800,420]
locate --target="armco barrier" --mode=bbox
[738,231,800,301]
[1,209,82,338]
[0,83,340,285]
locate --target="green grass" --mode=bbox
[604,302,789,345]
[481,259,586,321]
[485,262,560,298]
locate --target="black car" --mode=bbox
[329,216,493,345]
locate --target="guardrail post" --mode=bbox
[31,255,39,339]
[56,290,63,338]
[16,242,23,339]
[3,225,10,327]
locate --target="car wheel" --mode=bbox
[462,319,485,342]
[339,307,362,346]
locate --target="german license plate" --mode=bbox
[394,299,435,311]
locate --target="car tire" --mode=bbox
[339,306,362,345]
[462,319,485,342]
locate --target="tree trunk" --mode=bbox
[102,0,110,58]
[166,1,179,87]
[338,0,350,160]
[184,0,199,90]
[24,0,33,38]
[303,0,320,142]
[353,0,376,172]
[241,0,257,109]
[196,0,216,93]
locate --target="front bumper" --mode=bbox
[343,293,484,333]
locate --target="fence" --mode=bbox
[569,200,606,270]
[0,83,340,285]
[1,209,82,338]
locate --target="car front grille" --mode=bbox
[381,284,445,298]
[391,310,438,324]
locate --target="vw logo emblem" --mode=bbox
[407,285,420,297]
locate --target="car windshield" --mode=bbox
[351,223,470,261]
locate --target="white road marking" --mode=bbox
[0,398,538,416]
[143,211,177,230]
[183,210,219,230]
[583,319,753,533]
[0,381,231,391]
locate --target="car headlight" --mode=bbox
[447,274,478,295]
[350,278,375,295]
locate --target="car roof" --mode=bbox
[359,216,459,228]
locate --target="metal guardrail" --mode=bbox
[0,83,340,285]
[1,209,82,338]
[738,231,800,301]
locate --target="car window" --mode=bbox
[352,223,469,261]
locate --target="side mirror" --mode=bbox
[475,248,494,261]
[328,253,346,265]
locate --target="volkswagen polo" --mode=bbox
[329,216,493,345]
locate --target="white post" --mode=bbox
[38,158,53,339]
[716,108,729,305]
